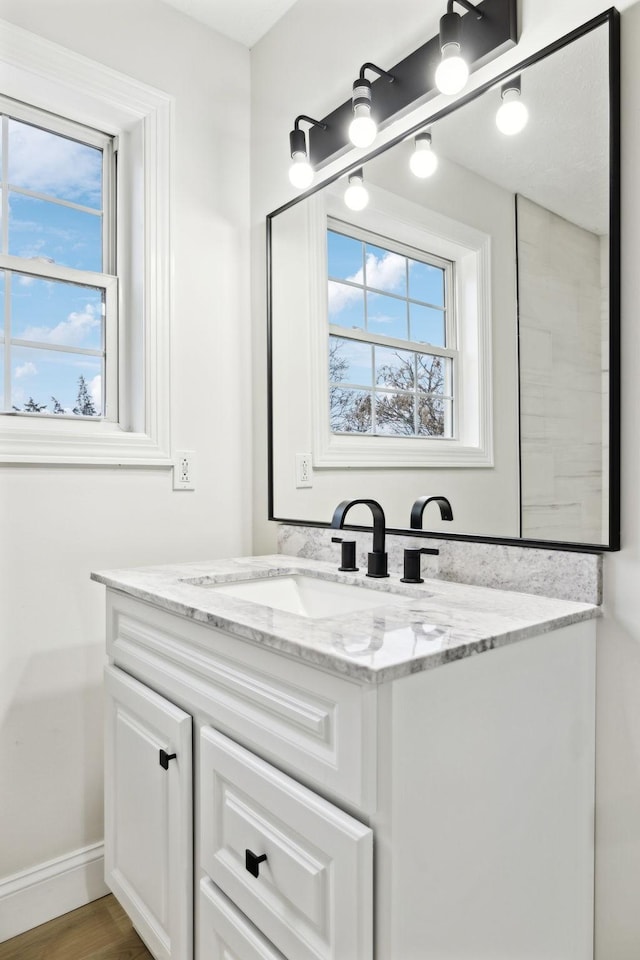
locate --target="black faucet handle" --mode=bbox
[400,547,439,584]
[331,536,359,572]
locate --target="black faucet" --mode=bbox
[330,499,389,578]
[410,496,454,529]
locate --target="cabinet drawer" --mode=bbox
[200,726,373,960]
[108,592,376,810]
[200,878,286,960]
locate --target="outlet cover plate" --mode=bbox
[173,449,196,490]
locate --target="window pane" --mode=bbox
[327,231,362,281]
[409,259,444,306]
[410,303,446,347]
[365,245,406,296]
[328,280,365,330]
[329,336,372,386]
[417,396,450,437]
[367,292,408,340]
[9,345,102,416]
[416,354,448,395]
[8,119,103,210]
[9,193,102,272]
[375,393,415,436]
[375,346,415,390]
[11,274,104,351]
[330,388,372,433]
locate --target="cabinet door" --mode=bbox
[104,665,192,960]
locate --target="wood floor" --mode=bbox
[0,895,153,960]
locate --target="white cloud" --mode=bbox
[89,374,102,413]
[15,361,37,379]
[9,120,102,206]
[22,303,101,348]
[328,250,405,316]
[328,280,361,315]
[365,251,405,292]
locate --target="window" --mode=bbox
[327,225,456,439]
[0,20,172,464]
[308,191,493,469]
[0,100,116,420]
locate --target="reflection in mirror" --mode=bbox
[269,17,617,549]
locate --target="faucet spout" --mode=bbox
[330,499,388,577]
[410,496,454,529]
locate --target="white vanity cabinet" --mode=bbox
[102,582,596,960]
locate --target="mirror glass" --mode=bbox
[269,18,617,548]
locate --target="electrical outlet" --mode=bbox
[173,450,196,490]
[295,453,313,488]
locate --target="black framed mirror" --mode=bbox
[267,9,620,552]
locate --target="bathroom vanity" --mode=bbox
[93,554,599,960]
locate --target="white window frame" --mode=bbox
[309,186,494,469]
[0,19,173,464]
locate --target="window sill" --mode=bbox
[313,432,494,469]
[0,418,172,466]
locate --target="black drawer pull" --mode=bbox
[159,749,177,769]
[245,849,267,878]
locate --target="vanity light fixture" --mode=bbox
[288,115,328,189]
[435,0,484,96]
[348,63,395,149]
[409,131,438,178]
[495,75,528,135]
[287,0,517,168]
[344,168,369,210]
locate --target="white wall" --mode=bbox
[518,196,605,543]
[0,0,250,887]
[251,1,640,957]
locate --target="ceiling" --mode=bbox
[159,0,300,47]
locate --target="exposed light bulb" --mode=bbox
[349,104,378,148]
[496,86,529,135]
[349,77,378,149]
[344,171,369,211]
[435,42,469,95]
[288,152,314,189]
[409,133,438,178]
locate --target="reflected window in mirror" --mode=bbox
[327,226,455,439]
[302,193,493,470]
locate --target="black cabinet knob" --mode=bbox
[159,749,177,769]
[245,849,267,878]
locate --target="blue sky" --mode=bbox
[2,117,105,415]
[327,230,447,347]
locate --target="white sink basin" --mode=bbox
[200,574,407,619]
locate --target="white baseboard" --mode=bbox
[0,842,109,943]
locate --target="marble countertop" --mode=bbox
[91,554,600,683]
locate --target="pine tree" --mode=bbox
[51,396,65,414]
[23,397,47,413]
[73,376,97,417]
